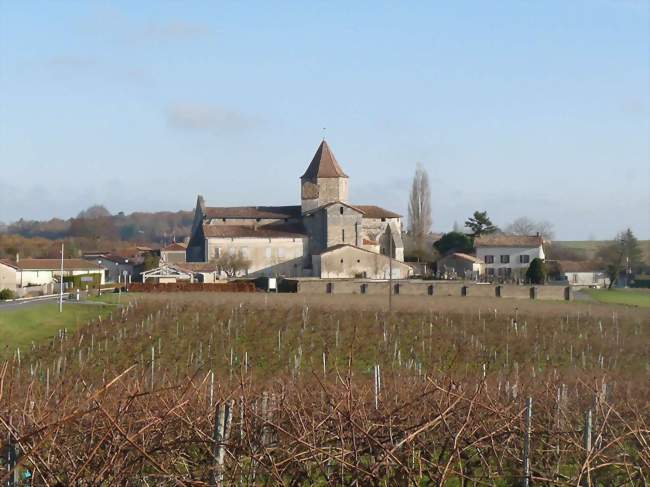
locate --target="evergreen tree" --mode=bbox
[465,211,497,237]
[434,232,474,255]
[525,258,546,284]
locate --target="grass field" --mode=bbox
[583,288,650,307]
[0,300,117,358]
[556,239,650,263]
[1,293,648,484]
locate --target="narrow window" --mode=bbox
[340,206,344,215]
[342,229,345,242]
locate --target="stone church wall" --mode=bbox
[206,237,308,277]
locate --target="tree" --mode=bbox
[465,211,497,237]
[407,163,432,253]
[597,228,643,288]
[505,217,555,240]
[526,258,547,284]
[434,232,474,255]
[213,252,252,278]
[143,253,160,271]
[77,205,111,219]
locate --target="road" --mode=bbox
[0,296,113,312]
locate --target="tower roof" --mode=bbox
[301,140,348,179]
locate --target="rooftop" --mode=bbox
[1,258,103,271]
[475,234,544,248]
[202,223,307,239]
[204,206,301,220]
[301,140,348,179]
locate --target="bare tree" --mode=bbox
[408,163,432,252]
[506,217,555,240]
[212,251,252,278]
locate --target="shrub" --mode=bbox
[526,258,547,284]
[0,288,16,300]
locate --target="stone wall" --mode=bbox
[295,279,571,301]
[206,237,308,277]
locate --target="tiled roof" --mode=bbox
[203,223,307,239]
[301,140,348,179]
[0,259,18,269]
[363,238,378,245]
[354,205,401,219]
[6,259,102,271]
[302,201,363,216]
[162,242,187,251]
[204,206,301,220]
[475,234,544,248]
[558,260,604,272]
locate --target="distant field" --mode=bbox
[555,240,650,263]
[583,288,650,308]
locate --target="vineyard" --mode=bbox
[1,294,649,485]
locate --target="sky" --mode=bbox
[0,0,648,240]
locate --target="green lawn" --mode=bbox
[0,301,116,358]
[583,288,650,308]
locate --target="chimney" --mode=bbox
[15,253,19,263]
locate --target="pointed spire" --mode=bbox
[301,140,348,179]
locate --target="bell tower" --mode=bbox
[300,140,349,213]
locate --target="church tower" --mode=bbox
[300,140,349,213]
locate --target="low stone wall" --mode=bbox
[295,280,570,301]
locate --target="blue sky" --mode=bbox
[0,0,648,239]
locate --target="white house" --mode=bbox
[475,234,544,280]
[0,258,105,288]
[557,261,610,288]
[0,260,17,292]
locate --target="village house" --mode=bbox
[475,234,545,280]
[160,242,188,264]
[0,258,105,295]
[436,252,484,280]
[186,140,412,279]
[556,260,610,288]
[83,253,136,284]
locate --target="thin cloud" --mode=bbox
[137,21,208,42]
[49,56,95,69]
[166,103,261,135]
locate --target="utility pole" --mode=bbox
[59,242,64,313]
[388,228,393,313]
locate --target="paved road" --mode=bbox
[0,296,62,311]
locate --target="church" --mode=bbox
[186,140,413,279]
